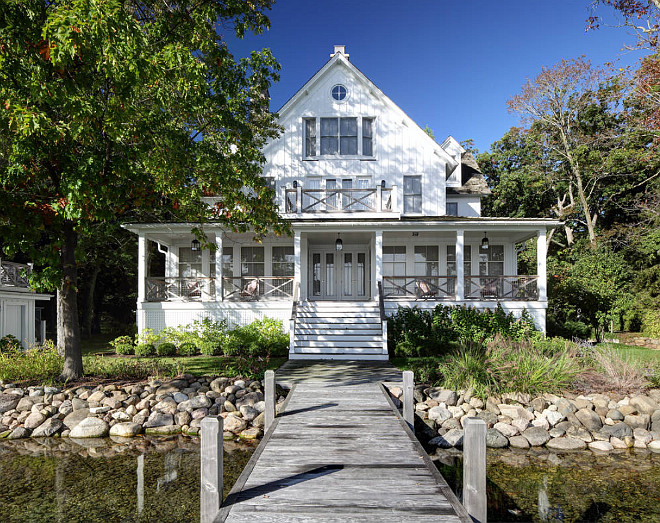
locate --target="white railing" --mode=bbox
[284,186,396,214]
[0,261,31,288]
[382,276,457,300]
[145,277,215,302]
[465,276,539,301]
[222,276,295,301]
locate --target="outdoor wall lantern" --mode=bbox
[293,180,298,188]
[191,239,201,252]
[381,179,386,188]
[335,233,343,251]
[481,232,489,250]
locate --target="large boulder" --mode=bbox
[522,427,550,447]
[109,422,142,437]
[15,396,37,413]
[0,394,20,414]
[223,415,248,434]
[546,437,587,451]
[427,388,458,406]
[31,418,64,437]
[144,411,174,428]
[429,429,464,449]
[624,414,650,430]
[24,412,47,430]
[69,417,109,438]
[428,406,452,423]
[575,408,602,431]
[600,422,633,439]
[486,428,509,448]
[629,395,659,415]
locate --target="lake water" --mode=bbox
[433,447,660,522]
[2,436,658,522]
[0,436,254,523]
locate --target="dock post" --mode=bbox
[200,416,223,523]
[402,370,414,430]
[463,417,487,523]
[265,370,276,432]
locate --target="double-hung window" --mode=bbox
[403,175,422,214]
[414,246,439,277]
[304,118,316,157]
[305,117,374,158]
[321,117,357,155]
[383,246,406,296]
[362,117,374,156]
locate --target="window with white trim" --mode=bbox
[178,247,202,277]
[383,246,406,296]
[414,246,438,276]
[479,245,504,276]
[403,175,422,214]
[446,202,458,216]
[241,247,264,277]
[304,117,374,158]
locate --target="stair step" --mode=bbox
[295,340,383,348]
[295,324,382,332]
[294,347,384,355]
[294,334,382,342]
[296,318,381,325]
[296,312,379,319]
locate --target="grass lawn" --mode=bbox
[598,342,660,365]
[81,334,115,356]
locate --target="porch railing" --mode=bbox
[382,276,456,300]
[0,261,31,288]
[222,276,294,301]
[465,276,539,301]
[284,186,396,214]
[145,277,215,302]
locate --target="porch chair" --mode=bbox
[239,278,259,301]
[415,279,437,300]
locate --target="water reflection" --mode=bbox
[0,436,255,523]
[432,448,660,523]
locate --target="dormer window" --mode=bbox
[303,117,375,158]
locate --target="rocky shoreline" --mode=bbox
[0,375,286,441]
[389,385,660,453]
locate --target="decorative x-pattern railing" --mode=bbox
[285,187,394,214]
[465,276,539,301]
[145,277,215,302]
[382,276,456,300]
[0,261,31,288]
[222,277,294,301]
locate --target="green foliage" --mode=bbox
[0,342,63,383]
[109,335,134,356]
[438,347,495,399]
[134,343,156,357]
[224,318,288,357]
[642,309,660,338]
[195,318,228,356]
[156,342,177,357]
[177,342,198,357]
[135,328,160,347]
[83,356,179,380]
[0,335,21,353]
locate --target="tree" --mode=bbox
[0,0,286,379]
[588,1,660,52]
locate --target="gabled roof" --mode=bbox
[271,49,458,168]
[447,152,491,196]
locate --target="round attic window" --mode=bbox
[331,84,348,101]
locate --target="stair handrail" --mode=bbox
[289,281,300,355]
[377,280,386,323]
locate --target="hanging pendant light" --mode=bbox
[481,232,489,250]
[335,233,343,251]
[191,238,201,251]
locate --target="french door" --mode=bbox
[309,248,369,300]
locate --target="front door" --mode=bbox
[309,248,370,300]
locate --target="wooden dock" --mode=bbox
[216,361,471,522]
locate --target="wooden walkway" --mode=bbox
[217,361,470,522]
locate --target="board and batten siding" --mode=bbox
[262,57,449,216]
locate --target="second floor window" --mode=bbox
[304,117,374,157]
[403,175,422,214]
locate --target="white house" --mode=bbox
[0,260,50,348]
[124,46,559,360]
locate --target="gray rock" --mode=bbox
[648,440,660,453]
[223,415,248,434]
[0,394,20,414]
[429,428,464,448]
[111,411,131,422]
[599,422,633,439]
[72,398,88,411]
[87,391,107,404]
[154,397,178,415]
[542,409,564,427]
[210,377,229,393]
[509,435,530,449]
[486,428,509,448]
[31,418,63,437]
[69,417,109,438]
[476,411,498,427]
[144,411,174,428]
[62,408,91,431]
[427,388,457,406]
[24,412,47,430]
[493,422,518,438]
[236,391,263,409]
[546,437,587,451]
[16,397,36,413]
[625,414,650,430]
[549,427,566,438]
[175,411,192,426]
[428,406,452,423]
[224,401,237,413]
[155,380,188,395]
[555,398,577,416]
[239,405,258,422]
[606,409,624,421]
[630,395,659,415]
[173,392,188,403]
[522,427,550,447]
[189,395,212,409]
[144,425,181,435]
[588,441,614,452]
[89,406,111,414]
[7,427,30,439]
[566,426,593,442]
[575,408,602,431]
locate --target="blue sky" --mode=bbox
[225,1,641,154]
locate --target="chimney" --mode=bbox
[331,45,349,60]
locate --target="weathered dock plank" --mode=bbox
[218,362,470,522]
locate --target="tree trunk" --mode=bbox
[58,223,83,380]
[81,266,100,339]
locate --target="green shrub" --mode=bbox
[156,342,177,357]
[642,309,660,338]
[178,341,198,356]
[134,328,160,347]
[0,335,21,353]
[0,342,62,382]
[110,335,134,355]
[438,347,494,399]
[224,318,288,357]
[135,343,156,357]
[159,325,201,348]
[83,356,180,380]
[199,340,222,356]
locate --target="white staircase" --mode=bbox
[289,301,388,360]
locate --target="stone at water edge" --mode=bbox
[24,411,47,430]
[239,427,262,440]
[575,408,602,431]
[31,418,64,437]
[143,411,174,428]
[0,394,20,414]
[546,437,587,451]
[493,422,518,438]
[648,440,660,453]
[223,415,248,434]
[522,427,550,447]
[430,429,464,449]
[588,441,614,452]
[69,417,109,438]
[109,422,142,437]
[428,406,452,423]
[62,409,91,431]
[7,427,30,439]
[144,425,181,436]
[509,436,530,449]
[600,422,633,439]
[486,428,509,448]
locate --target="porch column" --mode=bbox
[138,233,147,303]
[294,230,302,299]
[537,229,547,302]
[456,229,464,301]
[215,234,223,301]
[374,230,383,300]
